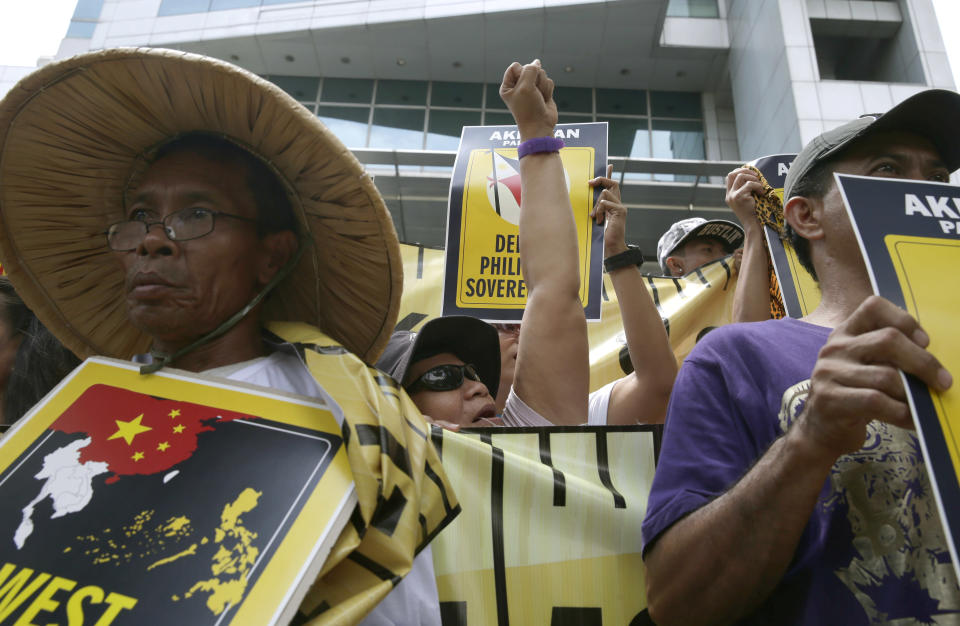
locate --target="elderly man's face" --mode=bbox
[116,150,271,345]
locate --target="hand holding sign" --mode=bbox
[589,164,628,258]
[797,295,952,459]
[499,60,557,142]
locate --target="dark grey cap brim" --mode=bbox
[784,89,960,199]
[375,316,501,398]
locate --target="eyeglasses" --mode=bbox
[106,207,259,251]
[406,363,483,394]
[491,323,521,335]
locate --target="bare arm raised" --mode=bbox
[726,167,773,323]
[590,166,676,424]
[499,60,588,425]
[645,296,953,624]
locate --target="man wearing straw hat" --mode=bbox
[0,48,457,625]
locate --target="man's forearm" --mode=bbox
[646,423,837,625]
[732,224,771,323]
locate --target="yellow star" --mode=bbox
[168,409,181,418]
[131,451,144,462]
[172,424,185,434]
[157,442,170,452]
[107,414,152,446]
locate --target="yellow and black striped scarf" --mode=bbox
[745,165,787,320]
[267,322,459,625]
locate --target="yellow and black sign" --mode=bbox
[400,242,739,392]
[748,153,822,317]
[442,124,607,321]
[0,357,355,625]
[837,174,960,580]
[430,425,657,625]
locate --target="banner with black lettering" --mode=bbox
[400,243,738,391]
[0,358,354,626]
[429,425,658,625]
[442,123,607,321]
[837,174,960,580]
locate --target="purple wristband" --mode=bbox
[517,136,564,158]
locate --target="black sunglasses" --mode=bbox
[406,363,483,394]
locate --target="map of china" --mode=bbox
[14,384,250,549]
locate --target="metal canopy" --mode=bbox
[352,148,744,257]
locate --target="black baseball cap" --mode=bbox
[784,89,960,200]
[376,316,501,398]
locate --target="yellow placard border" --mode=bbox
[884,235,960,487]
[456,147,594,309]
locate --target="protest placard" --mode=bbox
[747,153,823,317]
[442,123,607,321]
[0,358,354,626]
[837,173,960,579]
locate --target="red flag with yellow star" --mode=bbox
[52,384,250,484]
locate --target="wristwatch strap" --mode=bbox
[603,245,644,273]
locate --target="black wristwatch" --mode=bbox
[603,245,644,273]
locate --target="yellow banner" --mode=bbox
[399,243,739,391]
[430,426,657,624]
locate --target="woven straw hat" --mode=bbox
[0,48,402,365]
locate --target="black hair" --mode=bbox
[784,158,838,283]
[0,277,31,340]
[151,133,298,237]
[3,317,81,426]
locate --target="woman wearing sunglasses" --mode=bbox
[377,316,503,429]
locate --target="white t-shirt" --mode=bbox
[501,378,618,426]
[217,350,442,626]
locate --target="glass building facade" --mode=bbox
[264,75,706,164]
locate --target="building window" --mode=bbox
[265,76,705,172]
[370,108,426,149]
[316,106,370,147]
[270,76,320,101]
[66,0,104,38]
[666,0,720,18]
[321,78,373,104]
[427,110,482,150]
[210,0,260,9]
[72,0,105,19]
[66,20,98,38]
[158,0,212,16]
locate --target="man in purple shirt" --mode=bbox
[642,90,960,624]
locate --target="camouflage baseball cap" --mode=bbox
[656,217,744,275]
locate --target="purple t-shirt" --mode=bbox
[642,317,960,624]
